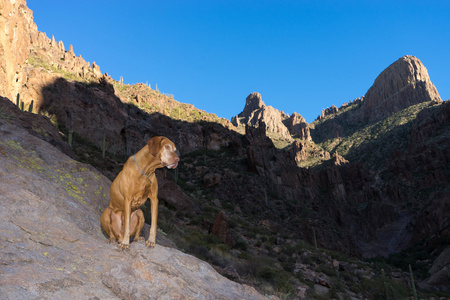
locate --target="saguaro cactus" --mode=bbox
[409,264,418,300]
[28,100,34,113]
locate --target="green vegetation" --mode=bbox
[313,101,438,169]
[28,53,94,83]
[0,107,13,120]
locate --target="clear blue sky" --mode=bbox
[28,0,449,123]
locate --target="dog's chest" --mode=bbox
[131,180,153,209]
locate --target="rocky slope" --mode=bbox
[0,98,265,300]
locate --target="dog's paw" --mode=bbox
[145,240,155,248]
[119,243,130,251]
[135,236,145,242]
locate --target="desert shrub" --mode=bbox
[258,266,277,281]
[238,251,251,260]
[234,237,248,251]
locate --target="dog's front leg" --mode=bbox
[146,182,159,248]
[119,198,132,250]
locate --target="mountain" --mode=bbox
[361,55,442,123]
[232,92,311,141]
[1,0,449,298]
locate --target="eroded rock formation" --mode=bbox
[0,0,34,101]
[232,92,292,138]
[233,92,312,141]
[283,112,312,140]
[362,55,442,122]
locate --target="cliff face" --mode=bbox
[0,0,34,101]
[362,55,442,122]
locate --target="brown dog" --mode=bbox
[100,136,179,249]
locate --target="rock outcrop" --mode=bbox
[210,211,235,247]
[0,0,34,101]
[0,99,265,300]
[362,55,442,122]
[0,0,103,105]
[424,246,450,293]
[290,140,330,164]
[0,96,74,158]
[283,112,312,140]
[232,92,292,138]
[232,92,313,141]
[231,92,310,140]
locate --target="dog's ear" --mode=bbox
[147,136,164,156]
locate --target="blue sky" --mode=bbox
[28,1,449,123]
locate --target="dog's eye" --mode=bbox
[164,145,171,150]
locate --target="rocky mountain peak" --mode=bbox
[241,92,265,117]
[232,92,292,139]
[232,92,313,141]
[362,55,442,122]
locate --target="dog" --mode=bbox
[100,136,179,250]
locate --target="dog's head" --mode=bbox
[147,136,180,169]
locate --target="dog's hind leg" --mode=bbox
[130,209,145,242]
[101,207,123,243]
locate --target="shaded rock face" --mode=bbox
[210,211,235,247]
[389,100,450,247]
[245,123,291,180]
[157,177,192,212]
[244,124,405,257]
[362,55,442,122]
[0,103,265,300]
[290,140,330,164]
[425,246,450,293]
[22,74,241,157]
[0,96,74,158]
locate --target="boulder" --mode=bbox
[425,246,450,293]
[158,178,192,212]
[210,211,235,247]
[203,172,222,188]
